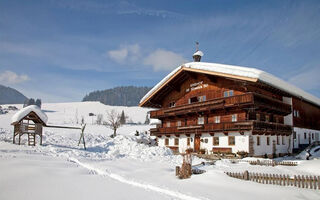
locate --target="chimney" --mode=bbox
[192,42,203,62]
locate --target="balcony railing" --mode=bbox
[150,121,292,136]
[150,92,291,119]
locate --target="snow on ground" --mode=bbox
[0,102,320,200]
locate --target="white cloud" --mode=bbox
[0,70,30,84]
[143,49,187,71]
[107,44,141,63]
[287,67,320,90]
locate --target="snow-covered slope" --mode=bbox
[1,102,320,200]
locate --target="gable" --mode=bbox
[140,62,320,108]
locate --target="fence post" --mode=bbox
[318,176,320,190]
[301,175,305,188]
[244,170,249,180]
[314,176,317,190]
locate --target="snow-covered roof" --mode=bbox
[193,50,204,57]
[11,105,48,124]
[140,62,320,107]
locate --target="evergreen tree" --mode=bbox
[144,113,150,124]
[23,99,29,108]
[29,98,35,105]
[120,110,126,124]
[35,99,42,108]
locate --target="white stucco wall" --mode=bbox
[283,97,293,126]
[293,127,320,149]
[252,135,291,156]
[200,132,250,154]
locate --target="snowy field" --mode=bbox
[0,102,319,200]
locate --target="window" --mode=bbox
[198,116,204,125]
[189,97,198,104]
[257,136,260,146]
[232,114,237,122]
[187,138,190,146]
[312,133,314,140]
[282,136,285,145]
[256,113,260,121]
[189,96,206,104]
[275,116,279,123]
[228,136,235,146]
[304,132,307,139]
[213,137,219,146]
[165,138,169,146]
[198,95,206,102]
[166,121,170,127]
[204,138,208,143]
[297,110,300,117]
[215,116,221,123]
[267,137,270,145]
[174,138,179,146]
[277,136,280,145]
[265,115,270,122]
[169,102,176,107]
[224,90,234,97]
[293,131,296,139]
[294,110,300,118]
[177,120,181,127]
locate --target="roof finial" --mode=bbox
[192,42,203,62]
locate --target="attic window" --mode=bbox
[224,90,234,97]
[189,97,198,104]
[169,102,176,107]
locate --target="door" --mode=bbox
[194,135,201,152]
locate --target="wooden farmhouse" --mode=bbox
[139,51,320,157]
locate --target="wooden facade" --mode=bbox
[140,59,320,156]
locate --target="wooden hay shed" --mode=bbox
[11,105,47,146]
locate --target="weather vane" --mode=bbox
[195,41,199,51]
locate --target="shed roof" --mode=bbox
[11,105,48,125]
[139,62,320,107]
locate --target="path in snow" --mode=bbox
[68,157,206,200]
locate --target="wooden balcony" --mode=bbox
[150,92,291,119]
[150,121,292,136]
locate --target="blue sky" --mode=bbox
[0,0,320,102]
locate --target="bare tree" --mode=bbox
[104,110,121,137]
[96,114,103,125]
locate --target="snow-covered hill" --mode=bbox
[0,102,320,200]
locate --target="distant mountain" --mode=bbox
[0,84,28,104]
[82,86,152,106]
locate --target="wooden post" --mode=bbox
[78,124,86,150]
[244,170,249,180]
[176,166,180,176]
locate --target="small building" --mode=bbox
[139,51,320,157]
[11,105,48,146]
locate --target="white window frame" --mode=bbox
[215,116,220,123]
[177,120,181,127]
[166,121,170,127]
[198,116,204,125]
[231,114,237,122]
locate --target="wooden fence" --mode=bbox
[230,159,298,166]
[225,171,320,190]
